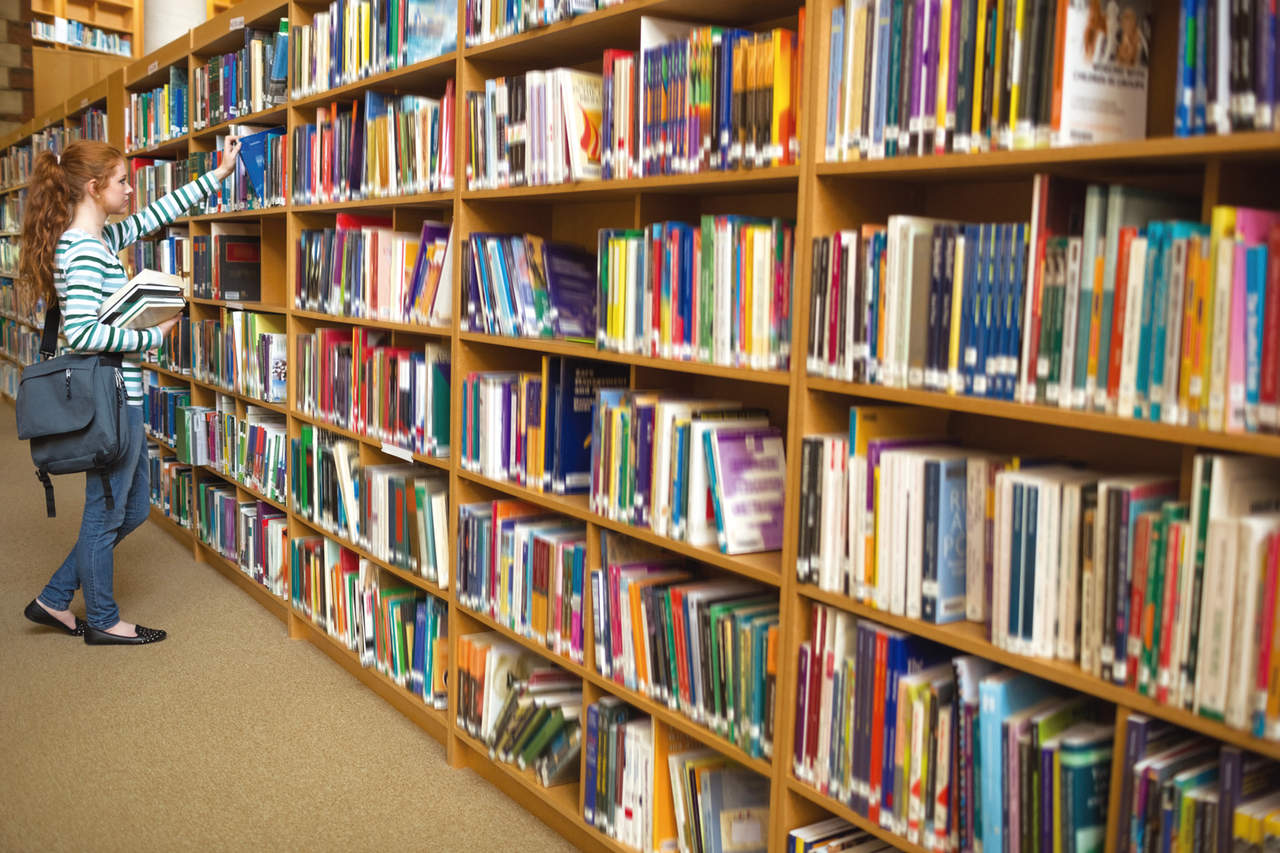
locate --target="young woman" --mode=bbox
[19,136,240,645]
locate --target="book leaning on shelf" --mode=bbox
[462,232,596,341]
[98,269,187,330]
[297,217,453,325]
[788,818,895,852]
[290,0,456,98]
[824,0,1153,161]
[456,635,582,785]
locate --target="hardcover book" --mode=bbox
[98,268,187,330]
[705,425,787,554]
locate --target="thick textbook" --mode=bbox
[98,268,187,330]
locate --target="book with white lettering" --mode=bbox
[99,268,187,330]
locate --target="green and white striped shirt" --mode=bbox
[55,171,219,406]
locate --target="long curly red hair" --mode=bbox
[19,140,124,313]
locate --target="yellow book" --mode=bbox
[1190,237,1214,426]
[1007,0,1028,146]
[1205,205,1238,429]
[1264,805,1280,848]
[770,28,794,166]
[947,226,968,393]
[534,355,551,489]
[970,0,989,147]
[935,0,953,152]
[1052,746,1063,853]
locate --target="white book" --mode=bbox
[98,268,187,329]
[1193,516,1239,719]
[905,452,925,620]
[1224,513,1280,729]
[1206,236,1235,432]
[1116,236,1149,418]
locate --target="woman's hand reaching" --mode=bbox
[212,136,242,181]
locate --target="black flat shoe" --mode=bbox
[83,624,167,645]
[24,599,87,636]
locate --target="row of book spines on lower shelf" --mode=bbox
[797,405,1280,740]
[823,1,1280,167]
[791,630,1280,853]
[808,190,1280,436]
[456,629,771,852]
[461,368,787,557]
[290,532,450,706]
[456,509,779,759]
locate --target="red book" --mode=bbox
[827,231,844,370]
[1260,225,1280,431]
[803,604,826,778]
[1106,226,1139,406]
[866,627,890,822]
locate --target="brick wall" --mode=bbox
[0,0,34,137]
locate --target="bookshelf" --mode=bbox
[2,0,1280,850]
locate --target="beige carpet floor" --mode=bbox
[0,402,576,852]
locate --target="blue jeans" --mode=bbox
[38,405,151,630]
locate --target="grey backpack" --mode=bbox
[15,304,128,517]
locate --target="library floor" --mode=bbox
[0,405,575,852]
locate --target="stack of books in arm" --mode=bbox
[99,269,187,331]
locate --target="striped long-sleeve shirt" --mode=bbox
[55,171,219,406]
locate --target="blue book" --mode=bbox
[924,454,968,623]
[542,241,598,341]
[411,599,427,698]
[582,702,600,824]
[880,632,947,825]
[1133,222,1166,418]
[825,5,846,156]
[552,359,628,494]
[1192,0,1208,133]
[238,127,285,199]
[978,671,1052,853]
[1008,482,1025,642]
[1057,722,1114,853]
[1245,244,1267,431]
[1174,0,1193,135]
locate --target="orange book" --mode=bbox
[650,726,702,850]
[1084,251,1107,401]
[628,570,690,692]
[1188,237,1213,425]
[1105,227,1138,405]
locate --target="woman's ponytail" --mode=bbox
[18,140,124,315]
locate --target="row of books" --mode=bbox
[807,188,1280,437]
[463,0,611,46]
[0,145,33,188]
[195,480,288,597]
[797,405,1280,738]
[591,392,787,556]
[190,311,287,405]
[461,232,595,340]
[69,108,108,144]
[129,230,191,291]
[1,362,18,399]
[141,381,190,446]
[597,216,795,370]
[192,21,289,129]
[2,325,39,364]
[290,85,456,205]
[1174,1,1280,136]
[129,157,197,215]
[125,66,190,152]
[294,331,451,458]
[586,698,770,853]
[288,0,456,99]
[32,127,69,159]
[31,17,132,56]
[296,216,453,325]
[1,194,21,232]
[591,534,779,760]
[291,424,450,586]
[190,127,290,212]
[1118,715,1280,853]
[455,501,588,663]
[290,535,449,704]
[190,224,262,301]
[146,448,193,528]
[602,21,801,179]
[796,602,1114,853]
[455,636,582,786]
[823,0,1150,162]
[174,398,290,506]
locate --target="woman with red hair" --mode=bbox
[19,136,239,645]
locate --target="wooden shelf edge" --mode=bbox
[289,406,452,473]
[456,468,783,585]
[288,51,458,111]
[291,307,452,337]
[797,585,1280,761]
[807,376,1280,457]
[463,165,801,201]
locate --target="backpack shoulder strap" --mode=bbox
[39,303,61,360]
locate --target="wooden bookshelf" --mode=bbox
[4,1,1279,851]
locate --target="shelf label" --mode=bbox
[147,60,158,74]
[229,15,244,29]
[380,442,413,462]
[225,301,244,311]
[79,97,88,107]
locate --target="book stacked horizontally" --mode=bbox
[99,269,187,330]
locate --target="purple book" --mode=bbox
[1217,745,1242,853]
[407,220,451,318]
[705,424,786,554]
[542,241,598,341]
[921,0,941,156]
[632,402,656,528]
[943,0,962,151]
[907,0,926,152]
